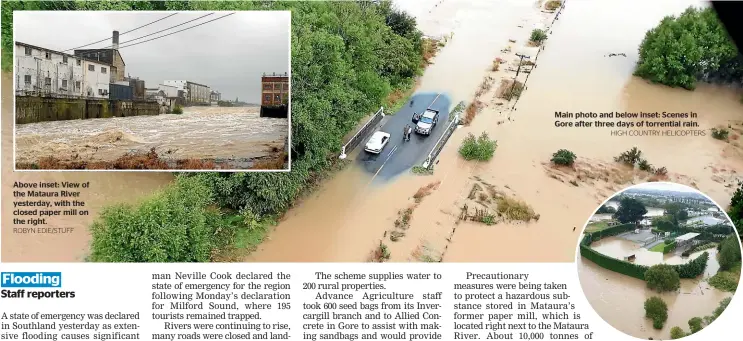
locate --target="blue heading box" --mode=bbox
[1,272,62,288]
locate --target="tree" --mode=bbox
[596,204,616,214]
[688,317,703,334]
[644,264,680,292]
[634,7,742,90]
[613,197,648,224]
[717,234,741,271]
[728,182,743,237]
[530,29,547,44]
[652,215,676,231]
[664,202,688,225]
[551,149,576,166]
[670,326,687,339]
[644,296,668,329]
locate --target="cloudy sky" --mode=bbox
[14,11,290,102]
[632,182,699,193]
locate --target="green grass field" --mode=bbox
[649,242,667,252]
[585,221,609,233]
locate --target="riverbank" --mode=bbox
[14,106,288,168]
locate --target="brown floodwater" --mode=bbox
[14,106,287,165]
[3,0,743,262]
[590,237,721,275]
[577,252,732,339]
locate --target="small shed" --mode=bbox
[674,232,700,248]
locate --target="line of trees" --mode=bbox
[634,6,742,92]
[1,1,429,261]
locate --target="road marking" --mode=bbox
[367,144,398,187]
[427,93,442,110]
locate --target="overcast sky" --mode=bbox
[14,11,290,102]
[632,182,699,193]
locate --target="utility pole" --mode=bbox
[508,53,529,100]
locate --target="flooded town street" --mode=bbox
[14,106,288,166]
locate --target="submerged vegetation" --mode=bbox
[613,147,669,180]
[459,132,498,161]
[461,180,540,225]
[550,149,576,166]
[529,29,548,45]
[711,127,730,140]
[670,297,732,339]
[644,296,668,329]
[634,6,742,90]
[4,1,431,261]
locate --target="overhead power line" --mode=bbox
[117,12,236,50]
[61,13,179,52]
[95,13,215,50]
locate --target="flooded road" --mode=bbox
[3,0,742,262]
[578,252,731,339]
[14,106,287,165]
[358,92,452,180]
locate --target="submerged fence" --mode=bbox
[339,107,385,159]
[422,101,464,169]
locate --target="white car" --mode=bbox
[364,131,391,154]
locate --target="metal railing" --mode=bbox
[340,107,385,159]
[421,103,462,169]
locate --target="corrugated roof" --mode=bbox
[675,232,700,242]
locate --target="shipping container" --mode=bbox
[109,83,133,101]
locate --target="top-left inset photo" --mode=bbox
[12,10,290,171]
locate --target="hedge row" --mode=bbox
[584,223,636,242]
[580,238,647,279]
[674,252,709,278]
[580,232,709,280]
[662,241,677,254]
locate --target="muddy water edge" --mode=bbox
[1,73,174,261]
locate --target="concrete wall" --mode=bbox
[16,96,160,124]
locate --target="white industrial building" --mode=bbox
[163,80,210,105]
[15,42,112,99]
[145,84,183,111]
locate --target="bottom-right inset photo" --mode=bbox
[577,182,741,340]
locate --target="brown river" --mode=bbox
[1,0,742,270]
[14,106,288,165]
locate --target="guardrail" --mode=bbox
[339,107,385,159]
[421,101,464,169]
